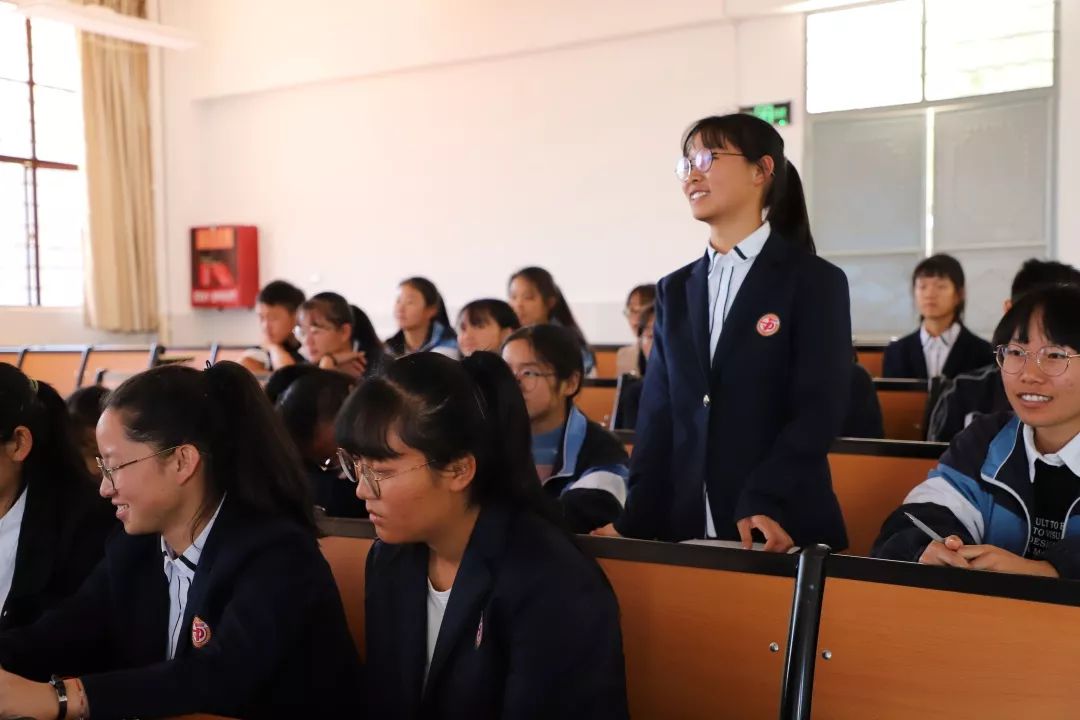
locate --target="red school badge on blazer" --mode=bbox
[756,313,781,337]
[192,616,212,648]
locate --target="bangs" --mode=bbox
[682,118,741,155]
[992,285,1080,351]
[461,305,493,328]
[334,378,407,461]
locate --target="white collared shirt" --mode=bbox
[706,221,771,359]
[920,322,961,379]
[704,222,771,538]
[1023,425,1080,484]
[0,488,28,614]
[161,497,225,659]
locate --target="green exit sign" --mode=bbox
[739,102,792,127]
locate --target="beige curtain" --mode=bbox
[80,0,158,332]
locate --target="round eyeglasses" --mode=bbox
[995,344,1080,377]
[675,148,745,182]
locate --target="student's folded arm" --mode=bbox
[735,264,852,524]
[560,466,627,534]
[0,559,113,681]
[501,579,628,720]
[614,282,674,540]
[79,536,326,720]
[1042,536,1080,580]
[871,502,978,561]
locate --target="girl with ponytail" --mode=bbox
[595,113,853,552]
[0,362,361,720]
[339,351,628,718]
[0,364,114,632]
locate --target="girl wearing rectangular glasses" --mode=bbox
[874,284,1080,578]
[337,351,628,719]
[0,362,361,720]
[500,324,629,533]
[594,113,852,551]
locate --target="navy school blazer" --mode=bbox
[881,325,994,380]
[0,496,362,720]
[614,231,852,548]
[364,503,629,719]
[0,476,115,632]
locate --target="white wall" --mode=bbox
[154,2,808,346]
[1058,0,1080,267]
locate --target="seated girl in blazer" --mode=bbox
[615,284,656,378]
[0,362,362,720]
[595,113,851,550]
[386,277,459,359]
[336,351,628,719]
[882,254,993,379]
[502,324,630,533]
[874,285,1080,579]
[298,291,384,379]
[456,298,520,357]
[508,266,597,375]
[0,365,115,633]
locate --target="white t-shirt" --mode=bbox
[0,488,28,614]
[425,579,453,685]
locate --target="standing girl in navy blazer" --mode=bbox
[595,113,852,551]
[338,352,628,719]
[0,362,361,720]
[882,254,994,379]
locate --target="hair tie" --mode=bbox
[27,377,38,396]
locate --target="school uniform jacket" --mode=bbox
[0,477,115,632]
[881,325,994,379]
[364,503,629,719]
[545,405,630,533]
[873,413,1080,578]
[0,497,362,720]
[614,231,852,548]
[386,321,459,359]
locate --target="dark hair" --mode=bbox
[636,305,656,375]
[67,384,109,430]
[502,324,584,400]
[265,364,320,405]
[400,277,452,329]
[300,291,353,330]
[626,284,657,309]
[682,113,814,253]
[276,369,354,458]
[349,305,386,375]
[912,254,967,321]
[0,364,91,489]
[509,267,590,347]
[1011,259,1080,301]
[335,352,556,520]
[106,362,316,537]
[992,284,1080,353]
[458,299,521,332]
[258,280,306,313]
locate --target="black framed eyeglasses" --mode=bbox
[336,448,434,499]
[995,344,1080,377]
[96,445,181,492]
[675,148,746,182]
[512,368,555,392]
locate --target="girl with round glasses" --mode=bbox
[500,324,629,533]
[0,362,361,719]
[595,113,852,551]
[336,351,628,718]
[0,365,114,635]
[874,284,1080,579]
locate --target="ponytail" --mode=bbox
[682,113,816,254]
[107,362,316,537]
[0,364,91,489]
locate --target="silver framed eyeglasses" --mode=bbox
[96,445,181,492]
[995,344,1080,377]
[675,148,745,182]
[336,448,433,499]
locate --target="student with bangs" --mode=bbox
[297,292,384,379]
[508,267,596,375]
[615,284,656,378]
[874,284,1080,579]
[882,254,993,380]
[0,362,361,720]
[595,113,852,551]
[386,277,459,359]
[456,299,520,357]
[501,324,630,533]
[337,352,628,718]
